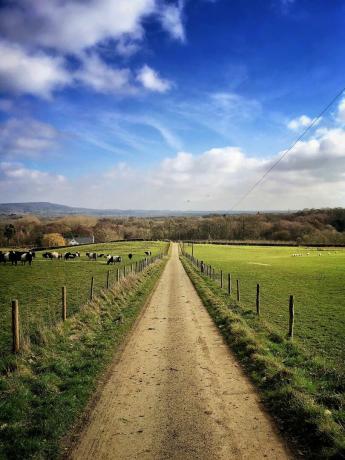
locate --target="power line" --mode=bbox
[230,85,345,211]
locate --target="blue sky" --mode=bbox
[0,0,345,210]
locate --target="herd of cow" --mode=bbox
[0,250,35,265]
[0,249,153,266]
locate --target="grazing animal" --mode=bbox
[64,252,77,260]
[9,251,21,265]
[144,251,152,256]
[128,253,133,259]
[42,251,60,260]
[0,251,33,265]
[86,252,97,260]
[0,251,7,264]
[21,252,33,265]
[0,251,11,264]
[106,255,122,265]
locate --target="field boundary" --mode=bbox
[62,249,170,457]
[0,254,168,459]
[1,243,170,358]
[182,240,345,248]
[180,253,345,459]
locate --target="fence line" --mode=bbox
[181,245,295,340]
[7,249,168,354]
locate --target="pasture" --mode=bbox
[184,243,345,371]
[0,241,168,356]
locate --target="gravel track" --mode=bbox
[70,243,291,459]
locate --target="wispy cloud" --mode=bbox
[287,114,318,131]
[159,0,185,42]
[75,53,135,94]
[137,65,173,93]
[0,118,60,157]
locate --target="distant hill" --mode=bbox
[0,201,245,217]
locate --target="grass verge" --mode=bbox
[181,255,345,460]
[0,257,167,459]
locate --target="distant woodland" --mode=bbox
[1,208,345,247]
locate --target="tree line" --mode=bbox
[1,208,345,247]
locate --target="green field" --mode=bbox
[184,243,345,371]
[0,241,168,357]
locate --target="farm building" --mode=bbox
[67,235,95,246]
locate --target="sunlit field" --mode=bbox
[184,243,345,371]
[0,241,168,356]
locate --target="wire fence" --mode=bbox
[1,247,169,357]
[180,242,345,374]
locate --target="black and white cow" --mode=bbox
[86,252,97,260]
[106,255,122,265]
[0,251,33,265]
[42,251,60,260]
[144,251,152,256]
[21,252,34,265]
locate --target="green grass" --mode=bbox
[0,256,167,459]
[0,241,168,357]
[181,254,345,459]
[184,243,345,372]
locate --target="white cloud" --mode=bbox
[0,40,71,98]
[210,92,261,119]
[75,53,134,94]
[3,126,345,210]
[137,65,172,92]
[0,0,186,53]
[287,114,317,131]
[115,36,141,57]
[337,98,345,123]
[0,162,67,202]
[0,118,60,157]
[159,1,185,42]
[0,1,181,97]
[0,0,156,54]
[101,111,182,150]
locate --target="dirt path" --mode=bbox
[70,244,292,459]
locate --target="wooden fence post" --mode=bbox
[288,295,294,339]
[236,279,240,302]
[123,266,126,278]
[62,286,67,321]
[256,284,260,316]
[228,273,231,295]
[12,299,20,353]
[106,270,110,289]
[90,276,94,301]
[220,270,223,288]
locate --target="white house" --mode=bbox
[68,235,95,246]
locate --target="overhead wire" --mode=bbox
[230,85,345,211]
